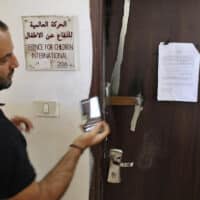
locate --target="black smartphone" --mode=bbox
[80,96,102,132]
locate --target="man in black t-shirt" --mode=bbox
[0,20,110,199]
[0,110,36,198]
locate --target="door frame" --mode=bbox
[89,0,105,200]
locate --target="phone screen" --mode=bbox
[80,96,102,132]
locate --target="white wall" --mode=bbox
[0,0,92,199]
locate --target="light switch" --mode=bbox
[43,103,49,113]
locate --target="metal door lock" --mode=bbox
[107,149,134,183]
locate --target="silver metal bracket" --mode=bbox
[130,93,144,132]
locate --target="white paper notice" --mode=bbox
[157,42,200,102]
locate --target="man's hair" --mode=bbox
[0,20,8,31]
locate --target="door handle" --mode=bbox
[107,149,134,183]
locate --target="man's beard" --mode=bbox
[0,70,13,90]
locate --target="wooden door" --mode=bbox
[104,0,200,200]
[102,0,200,200]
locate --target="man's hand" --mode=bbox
[72,121,110,149]
[10,116,33,133]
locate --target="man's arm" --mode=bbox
[10,121,110,200]
[11,147,83,200]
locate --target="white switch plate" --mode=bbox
[33,101,59,117]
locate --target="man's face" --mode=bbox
[0,30,19,90]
